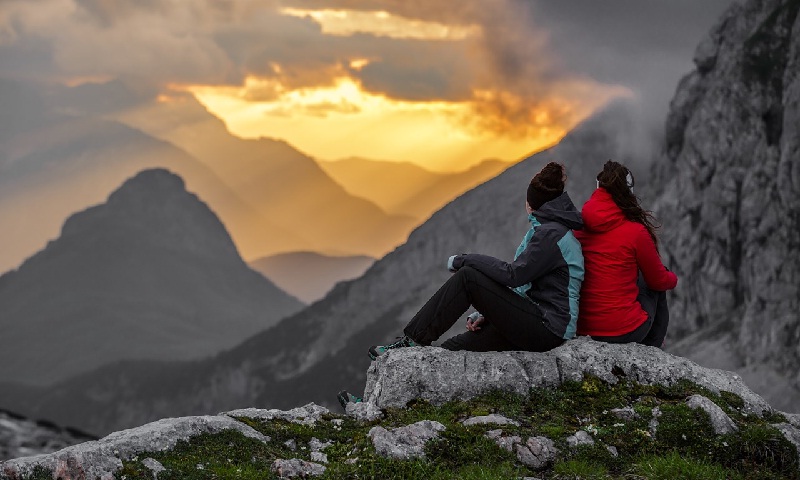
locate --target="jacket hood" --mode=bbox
[580,188,627,232]
[534,191,584,230]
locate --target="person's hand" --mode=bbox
[466,313,485,331]
[447,255,460,272]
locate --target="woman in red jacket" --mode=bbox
[575,160,677,347]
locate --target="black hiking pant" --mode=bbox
[591,273,670,348]
[403,266,564,352]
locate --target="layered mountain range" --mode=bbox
[0,169,303,386]
[0,100,637,436]
[317,157,510,221]
[1,0,796,440]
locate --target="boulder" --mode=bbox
[1,415,268,480]
[362,338,772,416]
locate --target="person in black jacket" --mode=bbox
[370,162,585,358]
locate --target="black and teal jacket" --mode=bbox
[450,192,585,339]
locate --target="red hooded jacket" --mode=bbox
[574,188,677,336]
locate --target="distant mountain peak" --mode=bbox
[60,168,238,260]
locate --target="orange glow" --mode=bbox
[280,8,482,40]
[181,75,625,171]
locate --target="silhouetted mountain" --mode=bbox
[318,158,510,220]
[250,252,375,304]
[0,78,303,274]
[0,169,303,386]
[0,101,638,436]
[114,93,418,259]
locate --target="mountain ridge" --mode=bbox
[0,168,303,386]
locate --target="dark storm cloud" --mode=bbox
[526,0,736,117]
[0,0,735,133]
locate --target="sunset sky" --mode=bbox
[0,0,732,171]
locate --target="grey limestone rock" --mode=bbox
[0,415,268,480]
[367,420,445,460]
[772,423,800,457]
[514,436,558,470]
[141,457,165,479]
[785,413,800,429]
[484,430,521,452]
[566,430,595,448]
[686,395,738,434]
[308,438,332,452]
[649,407,662,438]
[607,446,619,457]
[345,401,384,422]
[271,458,326,478]
[362,338,772,416]
[309,452,328,464]
[224,403,329,426]
[610,407,638,422]
[462,414,520,427]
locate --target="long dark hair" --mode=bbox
[597,160,661,251]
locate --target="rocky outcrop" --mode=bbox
[1,414,271,480]
[361,338,772,416]
[651,0,800,395]
[2,341,798,477]
[0,410,95,462]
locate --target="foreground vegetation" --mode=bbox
[25,376,798,479]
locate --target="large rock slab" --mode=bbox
[362,338,772,416]
[1,415,268,480]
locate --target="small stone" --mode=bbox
[345,401,384,422]
[462,414,520,427]
[271,458,326,478]
[610,407,638,422]
[686,395,738,435]
[308,438,333,452]
[368,420,445,459]
[225,403,330,427]
[310,452,328,464]
[484,429,504,440]
[515,436,558,470]
[141,458,165,479]
[284,439,297,451]
[344,458,358,465]
[566,430,595,448]
[607,446,619,457]
[496,435,521,452]
[649,407,662,438]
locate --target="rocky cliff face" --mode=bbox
[651,0,800,393]
[0,169,303,385]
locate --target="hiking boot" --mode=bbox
[368,335,418,360]
[337,390,362,410]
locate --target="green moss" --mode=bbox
[553,458,609,479]
[111,376,798,480]
[631,451,743,480]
